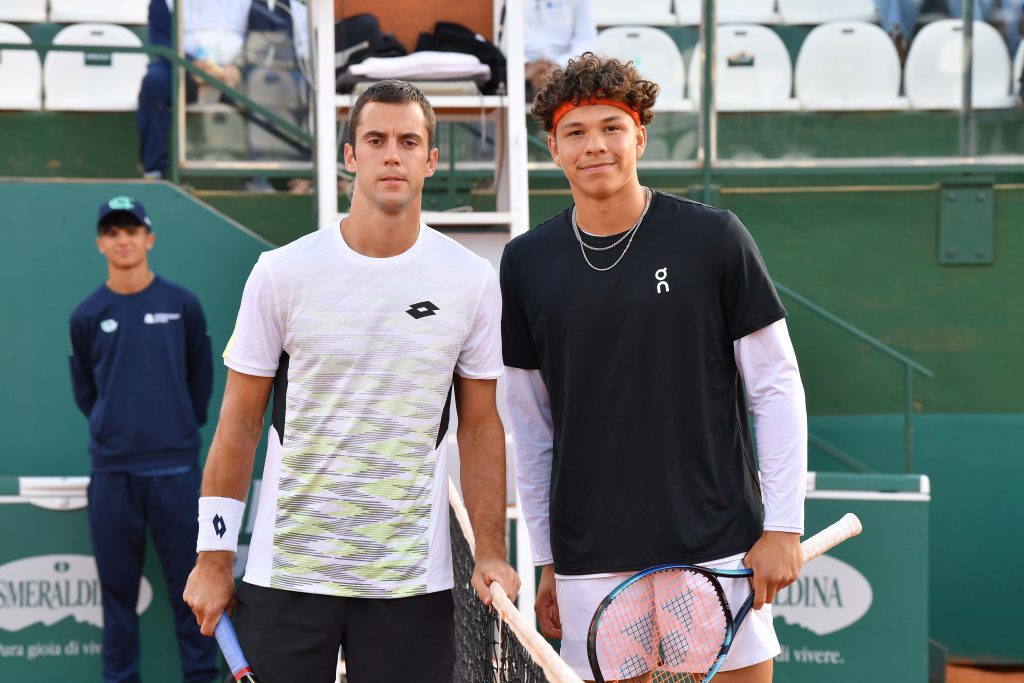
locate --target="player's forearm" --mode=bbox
[734,320,808,532]
[458,418,508,561]
[504,367,555,565]
[200,415,263,501]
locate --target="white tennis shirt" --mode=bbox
[225,223,503,598]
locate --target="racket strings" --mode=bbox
[593,569,729,682]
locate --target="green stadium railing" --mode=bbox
[0,41,312,184]
[775,283,934,474]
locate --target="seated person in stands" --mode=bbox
[137,0,251,179]
[524,0,597,98]
[875,0,1023,59]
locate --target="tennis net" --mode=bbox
[449,480,582,683]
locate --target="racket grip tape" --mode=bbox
[214,616,254,681]
[800,512,863,563]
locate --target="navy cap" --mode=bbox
[97,196,152,228]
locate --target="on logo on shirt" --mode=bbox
[144,313,181,325]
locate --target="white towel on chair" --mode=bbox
[348,51,491,81]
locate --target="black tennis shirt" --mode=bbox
[500,191,787,575]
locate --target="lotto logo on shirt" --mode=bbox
[144,312,181,325]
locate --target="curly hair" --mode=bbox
[531,52,660,132]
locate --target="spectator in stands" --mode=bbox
[69,196,218,683]
[876,0,1023,58]
[524,0,598,98]
[874,0,923,57]
[138,0,252,179]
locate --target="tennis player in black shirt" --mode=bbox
[500,54,808,682]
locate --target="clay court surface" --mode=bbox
[948,665,1024,682]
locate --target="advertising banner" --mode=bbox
[773,473,930,683]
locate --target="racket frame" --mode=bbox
[586,563,754,683]
[586,513,862,682]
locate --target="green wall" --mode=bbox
[2,110,1023,666]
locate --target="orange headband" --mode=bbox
[551,97,642,131]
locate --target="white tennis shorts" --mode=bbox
[555,553,780,680]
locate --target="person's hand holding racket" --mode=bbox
[742,530,803,610]
[215,614,258,682]
[588,514,863,683]
[183,551,236,636]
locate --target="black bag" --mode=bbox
[415,22,506,95]
[334,13,408,91]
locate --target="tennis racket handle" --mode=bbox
[214,616,254,681]
[800,513,863,563]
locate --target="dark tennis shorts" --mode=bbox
[232,582,455,683]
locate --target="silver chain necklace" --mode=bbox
[571,187,652,272]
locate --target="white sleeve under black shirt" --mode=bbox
[500,191,807,575]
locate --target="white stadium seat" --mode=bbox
[795,22,907,111]
[905,19,1015,109]
[717,0,779,25]
[778,0,876,25]
[43,23,149,112]
[186,104,248,161]
[0,23,42,110]
[689,24,799,111]
[642,136,671,161]
[246,67,307,160]
[598,26,691,110]
[49,0,148,26]
[0,0,47,23]
[675,0,701,26]
[1013,42,1024,95]
[592,0,675,27]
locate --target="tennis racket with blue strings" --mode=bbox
[587,513,862,683]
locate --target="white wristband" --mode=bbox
[197,496,246,553]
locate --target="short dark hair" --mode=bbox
[348,79,437,150]
[532,53,660,133]
[98,211,149,235]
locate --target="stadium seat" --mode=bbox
[675,0,701,26]
[672,131,699,160]
[245,67,308,160]
[717,0,779,25]
[688,24,799,111]
[186,104,249,161]
[905,19,1015,109]
[592,0,675,27]
[778,0,876,25]
[48,0,148,25]
[795,22,908,111]
[642,136,671,161]
[1014,42,1024,95]
[597,27,690,110]
[0,23,42,110]
[0,0,47,23]
[43,23,148,111]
